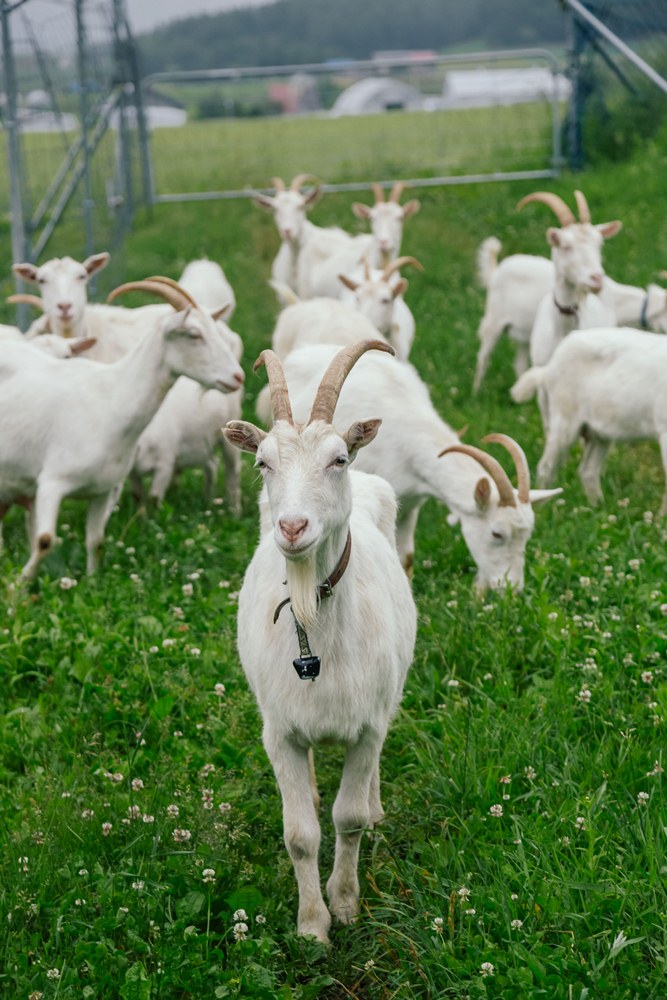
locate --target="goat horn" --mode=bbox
[145,275,199,308]
[308,339,394,426]
[290,173,319,191]
[438,443,517,508]
[389,181,405,203]
[253,349,294,425]
[363,256,371,280]
[107,279,193,312]
[574,190,591,224]
[6,293,44,310]
[371,182,385,203]
[381,255,424,282]
[482,433,530,504]
[516,191,576,227]
[271,176,286,192]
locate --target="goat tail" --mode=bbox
[510,366,545,403]
[476,236,502,288]
[268,279,300,308]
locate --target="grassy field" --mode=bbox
[1,116,667,999]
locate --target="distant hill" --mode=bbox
[135,0,566,73]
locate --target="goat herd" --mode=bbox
[1,174,665,941]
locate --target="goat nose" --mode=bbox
[589,273,603,291]
[279,518,308,544]
[234,369,245,386]
[57,301,72,313]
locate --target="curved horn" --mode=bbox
[516,191,576,227]
[145,275,199,308]
[389,181,405,203]
[6,293,45,310]
[371,182,385,204]
[107,279,193,312]
[574,190,591,224]
[290,173,319,192]
[482,433,530,504]
[308,339,394,426]
[438,442,517,508]
[271,176,286,192]
[253,349,294,425]
[381,255,424,282]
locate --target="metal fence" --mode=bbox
[0,0,148,309]
[142,48,567,204]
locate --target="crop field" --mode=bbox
[1,114,667,999]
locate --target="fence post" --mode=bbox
[1,0,29,325]
[565,6,587,170]
[75,0,95,258]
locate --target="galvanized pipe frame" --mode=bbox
[141,47,566,205]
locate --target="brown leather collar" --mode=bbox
[553,295,579,316]
[273,530,352,624]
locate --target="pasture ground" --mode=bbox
[1,117,666,999]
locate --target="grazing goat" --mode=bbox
[261,345,561,590]
[349,181,421,267]
[223,340,417,943]
[473,238,667,393]
[520,190,621,369]
[510,326,667,512]
[178,257,236,318]
[0,279,244,579]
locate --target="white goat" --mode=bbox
[261,344,561,590]
[223,340,416,943]
[350,181,421,268]
[337,256,423,360]
[511,326,667,512]
[520,190,622,369]
[473,237,667,393]
[12,252,110,339]
[251,174,331,291]
[178,257,236,318]
[268,295,388,361]
[0,278,244,579]
[0,326,96,359]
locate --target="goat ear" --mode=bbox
[70,337,97,355]
[304,186,322,208]
[338,273,359,292]
[528,487,563,506]
[402,199,420,217]
[12,262,39,283]
[474,476,492,511]
[392,278,408,298]
[597,220,623,240]
[343,418,382,455]
[224,420,266,454]
[211,302,233,322]
[251,193,275,211]
[546,227,563,248]
[351,202,372,220]
[83,251,110,276]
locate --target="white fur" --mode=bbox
[511,326,667,512]
[261,345,561,591]
[0,308,244,579]
[269,295,389,362]
[178,257,236,318]
[227,410,416,943]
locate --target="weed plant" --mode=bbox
[1,120,666,998]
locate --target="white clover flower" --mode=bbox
[131,778,144,791]
[465,907,476,915]
[637,791,649,806]
[218,802,232,814]
[46,968,61,980]
[524,766,537,780]
[233,909,248,922]
[577,688,592,704]
[189,647,202,656]
[142,814,155,824]
[432,916,444,932]
[182,583,194,597]
[162,638,176,648]
[499,774,511,784]
[81,808,95,820]
[127,805,141,819]
[101,822,112,836]
[202,868,216,884]
[199,763,215,778]
[447,678,460,688]
[575,816,586,831]
[172,828,192,843]
[628,559,641,571]
[132,880,144,891]
[641,671,654,684]
[457,886,471,901]
[214,683,226,698]
[172,606,185,619]
[510,893,518,900]
[233,921,248,941]
[579,576,591,587]
[256,914,266,925]
[75,898,85,906]
[149,645,159,654]
[480,962,494,976]
[646,760,664,777]
[363,959,375,971]
[59,577,77,590]
[489,804,503,818]
[78,868,88,876]
[167,804,180,818]
[511,918,523,930]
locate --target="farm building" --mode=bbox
[330,77,424,116]
[439,66,571,109]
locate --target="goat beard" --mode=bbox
[285,556,319,631]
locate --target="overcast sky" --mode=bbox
[125,0,273,35]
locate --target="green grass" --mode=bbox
[1,117,667,999]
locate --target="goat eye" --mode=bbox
[255,458,270,471]
[491,530,505,541]
[187,330,204,340]
[330,456,348,468]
